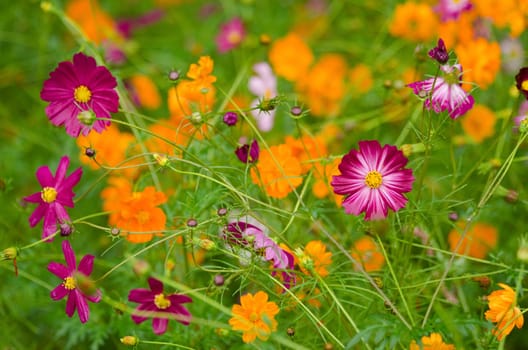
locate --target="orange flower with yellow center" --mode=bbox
[284,135,328,174]
[409,332,455,350]
[66,0,118,44]
[485,283,524,340]
[250,144,303,199]
[299,240,332,278]
[229,291,279,343]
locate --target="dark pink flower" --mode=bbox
[116,9,164,39]
[428,38,449,64]
[24,156,82,241]
[408,63,474,119]
[48,240,101,323]
[235,139,259,163]
[40,52,119,137]
[216,17,246,53]
[331,140,415,220]
[128,277,192,335]
[515,67,528,100]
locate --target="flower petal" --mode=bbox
[152,317,169,335]
[48,261,70,279]
[61,240,77,270]
[50,284,69,301]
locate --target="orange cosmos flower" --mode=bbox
[437,11,477,48]
[295,53,348,116]
[409,332,455,350]
[350,236,385,272]
[473,0,528,37]
[66,0,118,44]
[128,75,161,110]
[460,104,496,143]
[269,32,314,82]
[456,38,501,90]
[485,283,524,340]
[250,144,303,199]
[448,222,498,259]
[349,63,374,95]
[299,240,332,278]
[76,124,139,179]
[229,291,279,343]
[284,135,328,173]
[144,119,191,156]
[389,2,439,43]
[103,183,167,243]
[312,157,343,206]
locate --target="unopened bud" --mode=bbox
[84,147,96,158]
[120,336,139,346]
[77,110,96,126]
[190,112,203,125]
[153,153,169,167]
[1,247,19,261]
[187,218,198,227]
[259,34,272,46]
[199,238,216,251]
[60,222,74,236]
[214,274,224,286]
[168,70,180,81]
[217,207,228,216]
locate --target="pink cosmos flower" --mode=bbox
[40,52,119,137]
[222,218,296,289]
[408,63,474,119]
[216,17,246,53]
[48,240,101,323]
[248,62,278,132]
[434,0,472,21]
[331,140,415,220]
[128,277,192,335]
[24,156,82,241]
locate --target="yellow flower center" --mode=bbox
[364,170,383,189]
[63,276,76,290]
[74,85,92,103]
[522,80,528,91]
[249,311,259,322]
[41,187,58,203]
[154,293,171,309]
[227,31,241,45]
[137,211,151,224]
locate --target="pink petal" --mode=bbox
[152,317,169,335]
[65,291,77,318]
[28,203,47,227]
[48,261,70,279]
[131,303,156,324]
[128,288,155,303]
[35,165,54,187]
[61,240,77,270]
[75,290,90,323]
[78,254,95,276]
[148,277,164,294]
[50,284,69,300]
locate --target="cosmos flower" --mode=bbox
[248,62,278,132]
[48,240,101,323]
[229,291,279,343]
[24,156,83,241]
[40,52,119,137]
[434,0,472,22]
[216,17,246,53]
[515,66,528,100]
[235,139,259,163]
[428,38,449,64]
[128,277,192,335]
[410,332,454,350]
[331,140,414,220]
[408,63,474,119]
[485,283,524,340]
[222,217,296,289]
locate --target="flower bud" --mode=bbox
[120,336,139,346]
[168,70,180,81]
[1,247,19,261]
[187,218,198,227]
[77,110,96,126]
[217,207,228,216]
[153,153,169,167]
[199,238,216,251]
[190,112,203,125]
[84,147,96,158]
[223,112,238,126]
[214,274,224,286]
[60,222,74,236]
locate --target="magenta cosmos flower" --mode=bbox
[40,52,119,137]
[331,140,415,220]
[24,156,82,241]
[408,63,474,119]
[128,277,192,335]
[434,0,472,21]
[216,17,246,53]
[48,240,101,323]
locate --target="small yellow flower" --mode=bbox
[229,291,279,343]
[485,283,524,340]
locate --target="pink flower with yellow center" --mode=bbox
[128,277,192,335]
[24,156,82,241]
[48,240,101,323]
[40,52,119,137]
[216,17,246,53]
[331,140,414,220]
